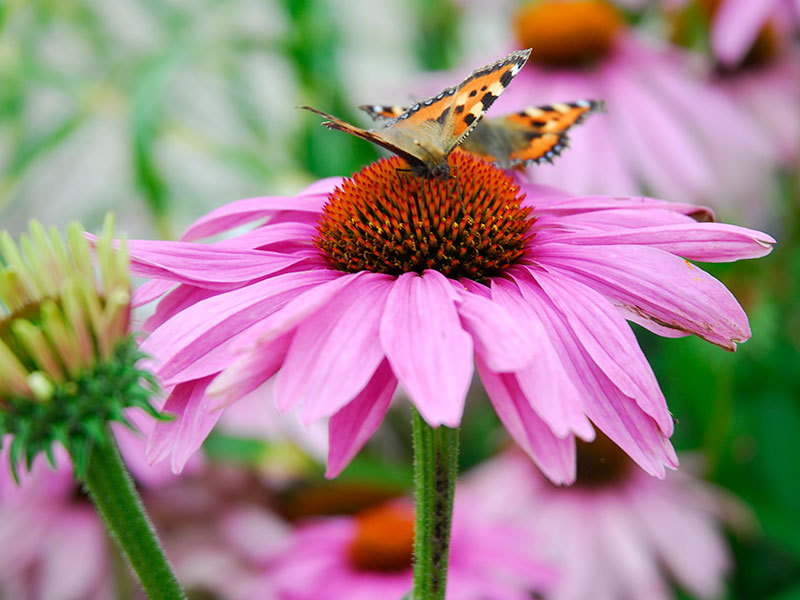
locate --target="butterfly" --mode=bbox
[301,49,532,179]
[360,99,605,169]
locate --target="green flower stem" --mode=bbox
[411,407,460,600]
[78,432,185,600]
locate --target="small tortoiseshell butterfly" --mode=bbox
[301,49,532,179]
[360,99,605,169]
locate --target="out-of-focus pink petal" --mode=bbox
[274,274,393,422]
[457,290,538,372]
[537,223,775,261]
[380,271,473,428]
[605,67,713,201]
[179,193,329,242]
[40,509,106,600]
[713,0,780,65]
[326,360,397,478]
[491,276,593,440]
[477,357,576,485]
[531,243,750,349]
[142,270,338,381]
[147,376,217,472]
[532,271,672,435]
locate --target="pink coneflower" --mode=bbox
[482,0,777,216]
[262,500,554,600]
[123,150,773,484]
[464,437,734,600]
[0,442,111,600]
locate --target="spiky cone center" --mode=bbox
[347,504,415,573]
[513,0,623,68]
[0,216,160,477]
[315,152,533,283]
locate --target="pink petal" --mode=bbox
[179,194,327,242]
[41,510,106,600]
[125,238,312,288]
[274,274,393,423]
[532,270,672,435]
[207,333,292,408]
[713,0,780,66]
[142,284,217,333]
[133,279,175,308]
[380,270,473,428]
[142,270,338,381]
[490,276,593,440]
[326,360,397,478]
[456,290,538,372]
[526,190,714,222]
[514,273,679,477]
[147,376,218,472]
[531,243,750,350]
[477,357,576,485]
[537,223,774,262]
[214,222,319,251]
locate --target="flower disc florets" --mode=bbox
[315,152,533,282]
[0,216,160,476]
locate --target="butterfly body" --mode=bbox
[301,49,532,179]
[362,99,605,169]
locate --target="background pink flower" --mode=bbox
[464,441,735,600]
[264,500,555,600]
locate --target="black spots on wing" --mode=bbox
[530,119,548,126]
[523,131,540,141]
[436,106,451,124]
[463,113,476,126]
[538,105,554,112]
[480,92,496,108]
[454,105,465,114]
[469,90,477,97]
[499,69,514,88]
[480,85,488,92]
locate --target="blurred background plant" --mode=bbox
[1,0,799,598]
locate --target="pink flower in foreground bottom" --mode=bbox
[464,437,734,600]
[125,151,773,484]
[263,501,554,600]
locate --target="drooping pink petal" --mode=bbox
[531,270,672,436]
[207,333,292,408]
[490,276,593,440]
[142,270,339,381]
[380,270,473,428]
[530,243,750,349]
[125,238,313,288]
[536,223,775,262]
[142,284,218,332]
[213,222,319,251]
[477,357,577,485]
[147,376,218,472]
[326,360,397,478]
[133,279,176,308]
[527,192,714,222]
[456,289,538,372]
[179,191,332,242]
[712,0,780,66]
[514,273,678,477]
[274,274,393,423]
